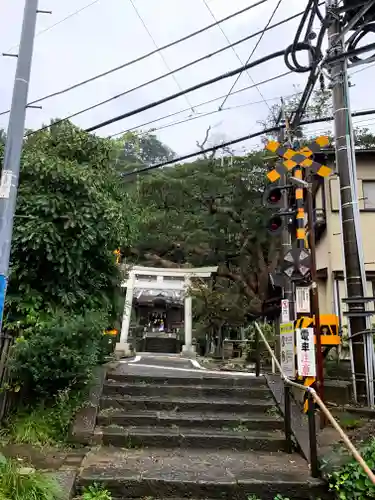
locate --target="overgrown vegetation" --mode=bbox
[0,387,85,447]
[81,483,112,500]
[0,453,62,500]
[0,123,159,443]
[329,437,375,499]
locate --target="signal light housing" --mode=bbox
[263,186,284,208]
[268,214,283,235]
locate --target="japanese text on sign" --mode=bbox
[296,327,316,377]
[280,322,295,379]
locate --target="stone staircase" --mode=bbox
[77,368,328,499]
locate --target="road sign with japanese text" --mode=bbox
[296,327,316,377]
[280,322,295,379]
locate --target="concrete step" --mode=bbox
[102,382,272,400]
[77,447,328,499]
[106,372,265,387]
[96,425,286,452]
[100,395,276,414]
[97,409,284,431]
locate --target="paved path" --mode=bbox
[115,353,258,379]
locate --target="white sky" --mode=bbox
[1,0,375,159]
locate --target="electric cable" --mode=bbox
[0,0,273,116]
[27,48,289,136]
[127,90,303,137]
[283,0,327,129]
[83,42,375,134]
[291,40,375,128]
[346,23,375,64]
[83,49,288,133]
[284,0,326,73]
[121,107,375,178]
[218,0,284,110]
[128,0,195,113]
[5,0,101,54]
[109,71,292,138]
[201,0,273,115]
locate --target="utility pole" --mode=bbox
[279,103,295,322]
[0,0,39,331]
[305,179,325,421]
[327,0,371,400]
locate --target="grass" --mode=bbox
[0,388,86,447]
[0,453,62,500]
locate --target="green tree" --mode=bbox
[0,121,139,331]
[113,130,175,174]
[125,153,280,320]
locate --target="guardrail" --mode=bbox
[253,321,375,484]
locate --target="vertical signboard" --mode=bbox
[280,322,295,379]
[296,287,311,314]
[296,327,316,377]
[281,299,290,323]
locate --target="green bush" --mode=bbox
[8,311,107,401]
[0,453,62,499]
[329,437,375,499]
[1,387,85,446]
[82,483,112,500]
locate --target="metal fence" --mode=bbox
[253,321,375,484]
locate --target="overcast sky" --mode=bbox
[1,0,375,159]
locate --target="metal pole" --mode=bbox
[0,0,39,331]
[279,104,295,321]
[306,184,325,425]
[327,0,368,399]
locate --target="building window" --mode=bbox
[363,181,375,209]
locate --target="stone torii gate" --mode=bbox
[116,265,217,357]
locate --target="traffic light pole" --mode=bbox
[327,0,372,401]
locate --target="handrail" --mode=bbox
[254,321,375,485]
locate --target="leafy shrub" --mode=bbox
[1,387,85,446]
[8,310,107,401]
[0,453,62,499]
[82,483,112,500]
[329,437,375,499]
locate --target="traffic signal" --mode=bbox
[264,184,293,235]
[268,214,284,235]
[265,186,283,207]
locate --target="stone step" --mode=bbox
[97,409,284,431]
[100,395,276,414]
[102,382,271,400]
[77,447,328,499]
[106,372,264,387]
[96,425,286,452]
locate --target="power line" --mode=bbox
[0,0,270,116]
[27,47,290,137]
[83,49,288,133]
[120,90,302,137]
[128,0,195,113]
[200,0,273,114]
[84,40,373,134]
[5,0,101,54]
[110,71,292,138]
[122,107,375,177]
[219,0,284,110]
